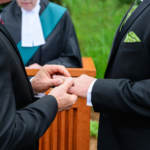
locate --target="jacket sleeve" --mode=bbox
[46,11,82,68]
[92,78,150,117]
[0,38,58,149]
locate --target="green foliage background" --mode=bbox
[90,120,99,138]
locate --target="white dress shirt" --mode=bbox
[86,79,97,106]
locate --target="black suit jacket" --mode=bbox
[91,0,150,150]
[0,24,58,150]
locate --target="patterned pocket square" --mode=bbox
[124,31,141,43]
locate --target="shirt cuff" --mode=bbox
[30,77,46,98]
[87,79,97,106]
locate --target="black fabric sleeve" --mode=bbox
[46,11,82,68]
[92,78,150,117]
[0,40,58,149]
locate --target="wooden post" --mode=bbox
[26,57,96,150]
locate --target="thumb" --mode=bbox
[60,78,74,91]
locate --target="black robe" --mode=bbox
[1,0,82,67]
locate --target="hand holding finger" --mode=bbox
[43,65,70,77]
[69,74,96,98]
[50,78,77,111]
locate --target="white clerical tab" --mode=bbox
[21,0,45,47]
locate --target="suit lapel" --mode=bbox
[121,0,150,36]
[112,5,133,48]
[0,24,25,70]
[104,3,134,77]
[105,0,150,77]
[0,24,34,96]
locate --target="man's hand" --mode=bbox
[69,74,96,98]
[53,74,96,98]
[31,65,70,93]
[50,78,77,111]
[26,63,42,69]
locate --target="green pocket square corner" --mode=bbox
[124,31,141,43]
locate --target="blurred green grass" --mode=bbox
[90,120,99,138]
[62,0,130,78]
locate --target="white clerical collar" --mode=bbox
[21,0,45,47]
